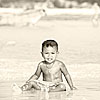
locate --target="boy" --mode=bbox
[13,39,76,93]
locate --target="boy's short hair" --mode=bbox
[42,40,58,52]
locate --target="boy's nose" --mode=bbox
[48,53,51,57]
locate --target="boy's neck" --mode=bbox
[45,61,55,69]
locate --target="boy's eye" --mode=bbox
[44,52,55,54]
[45,52,49,54]
[51,52,55,54]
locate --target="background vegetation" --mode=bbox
[0,0,100,8]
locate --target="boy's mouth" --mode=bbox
[46,58,55,62]
[47,58,53,61]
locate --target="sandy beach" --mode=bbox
[0,17,100,100]
[0,18,100,62]
[0,18,100,80]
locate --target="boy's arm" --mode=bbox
[60,62,76,90]
[26,63,42,82]
[64,74,76,90]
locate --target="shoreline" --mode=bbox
[0,58,100,81]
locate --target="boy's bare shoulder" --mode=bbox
[38,61,46,66]
[56,60,65,66]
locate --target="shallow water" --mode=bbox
[0,78,100,100]
[0,60,100,100]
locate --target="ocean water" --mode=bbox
[0,19,100,100]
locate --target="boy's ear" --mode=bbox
[57,51,59,54]
[41,52,43,57]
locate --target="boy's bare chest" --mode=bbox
[41,65,60,75]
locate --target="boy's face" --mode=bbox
[42,46,58,64]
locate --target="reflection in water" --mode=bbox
[0,73,100,100]
[12,89,74,100]
[0,80,100,100]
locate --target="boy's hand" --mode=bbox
[26,80,30,84]
[71,86,77,90]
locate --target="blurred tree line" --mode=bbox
[76,0,100,4]
[0,0,100,3]
[0,0,100,8]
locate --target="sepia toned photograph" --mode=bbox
[0,0,100,100]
